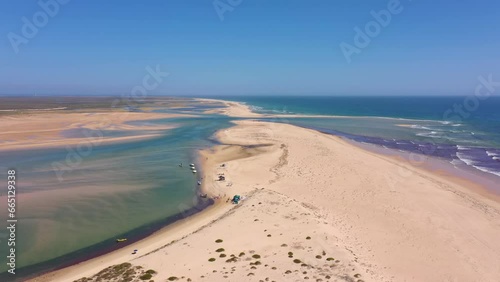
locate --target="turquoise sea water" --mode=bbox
[215,96,500,179]
[0,114,233,279]
[2,96,500,280]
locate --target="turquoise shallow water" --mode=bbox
[215,96,500,179]
[0,114,234,278]
[2,96,500,279]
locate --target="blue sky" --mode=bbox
[0,0,499,96]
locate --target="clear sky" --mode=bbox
[1,0,499,96]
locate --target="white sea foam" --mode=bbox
[456,152,500,177]
[486,151,499,157]
[410,124,433,130]
[416,131,440,138]
[249,105,264,112]
[456,152,475,166]
[471,165,500,177]
[456,145,470,150]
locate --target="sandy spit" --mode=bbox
[30,103,500,282]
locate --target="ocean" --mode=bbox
[2,95,499,279]
[216,96,500,180]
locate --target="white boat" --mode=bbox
[189,163,195,167]
[192,170,197,173]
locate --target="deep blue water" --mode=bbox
[215,96,500,178]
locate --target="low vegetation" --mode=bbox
[74,263,157,282]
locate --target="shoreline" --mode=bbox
[8,197,213,281]
[27,126,249,282]
[29,99,500,281]
[348,137,500,198]
[284,122,500,197]
[201,97,500,196]
[198,97,470,124]
[209,119,500,281]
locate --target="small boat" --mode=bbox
[116,238,127,243]
[189,163,195,167]
[197,181,201,185]
[192,170,197,173]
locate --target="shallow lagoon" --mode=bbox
[0,113,234,278]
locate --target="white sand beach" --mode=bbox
[31,100,500,282]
